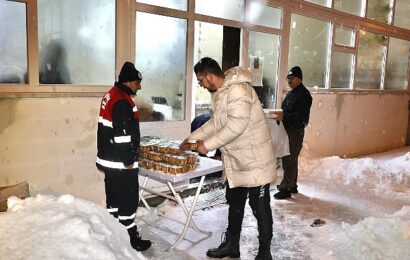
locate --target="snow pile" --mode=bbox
[0,194,145,260]
[335,206,410,260]
[1,148,410,259]
[302,152,410,193]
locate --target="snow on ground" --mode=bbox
[1,147,409,259]
[0,194,145,260]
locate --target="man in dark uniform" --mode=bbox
[96,61,151,251]
[273,66,312,200]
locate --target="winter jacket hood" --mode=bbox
[222,66,253,89]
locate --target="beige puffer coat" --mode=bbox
[189,67,276,188]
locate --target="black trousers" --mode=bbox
[279,128,304,191]
[104,169,139,230]
[226,183,273,242]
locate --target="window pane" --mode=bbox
[331,52,354,88]
[137,0,187,11]
[249,31,280,108]
[248,1,281,29]
[385,38,410,90]
[334,0,365,17]
[0,0,27,84]
[366,0,392,24]
[288,14,331,88]
[38,0,115,85]
[193,22,222,117]
[193,22,242,118]
[305,0,331,8]
[334,27,355,47]
[195,0,244,22]
[394,0,410,30]
[355,31,387,89]
[135,12,187,122]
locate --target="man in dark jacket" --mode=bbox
[96,62,151,251]
[273,66,312,200]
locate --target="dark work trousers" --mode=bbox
[226,183,273,242]
[279,128,305,191]
[104,169,139,231]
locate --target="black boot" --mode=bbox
[206,230,240,258]
[255,239,272,260]
[128,226,151,252]
[274,189,291,200]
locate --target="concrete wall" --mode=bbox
[304,92,410,157]
[0,97,105,205]
[0,92,409,204]
[0,97,190,205]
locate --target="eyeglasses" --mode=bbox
[197,74,207,85]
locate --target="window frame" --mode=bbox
[0,0,409,99]
[0,0,120,96]
[329,25,356,90]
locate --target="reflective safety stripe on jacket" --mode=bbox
[96,157,138,169]
[96,83,140,171]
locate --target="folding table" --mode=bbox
[138,156,223,249]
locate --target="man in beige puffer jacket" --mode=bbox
[183,57,276,260]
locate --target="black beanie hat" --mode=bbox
[287,66,303,80]
[118,62,142,83]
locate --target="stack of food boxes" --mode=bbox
[139,136,198,174]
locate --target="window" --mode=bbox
[334,0,365,17]
[135,12,187,122]
[355,30,387,89]
[1,0,409,97]
[366,0,393,24]
[136,0,187,11]
[305,0,331,8]
[393,0,410,30]
[193,22,222,118]
[334,27,355,47]
[193,22,241,118]
[0,0,27,84]
[247,1,282,29]
[331,26,356,89]
[38,0,115,85]
[385,38,410,90]
[288,14,332,88]
[331,52,355,88]
[248,31,280,108]
[195,0,245,22]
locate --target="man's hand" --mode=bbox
[272,110,283,121]
[196,140,209,155]
[180,138,189,150]
[125,163,134,169]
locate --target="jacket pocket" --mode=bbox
[252,141,274,166]
[226,138,257,171]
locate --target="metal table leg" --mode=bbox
[167,175,211,249]
[138,176,151,210]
